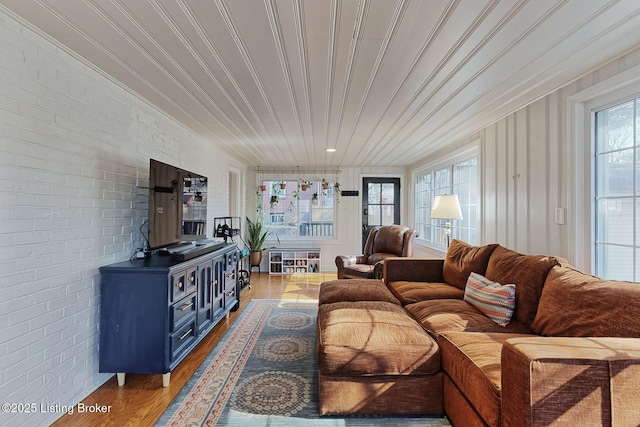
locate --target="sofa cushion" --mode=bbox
[387,281,464,305]
[464,272,515,327]
[531,265,640,337]
[319,279,400,305]
[406,299,532,339]
[443,240,499,289]
[317,301,440,376]
[438,331,532,427]
[484,246,559,329]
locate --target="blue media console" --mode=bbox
[99,243,238,387]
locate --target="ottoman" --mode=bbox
[317,300,443,415]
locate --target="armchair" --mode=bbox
[335,225,418,279]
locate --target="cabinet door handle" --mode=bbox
[179,329,193,340]
[177,281,184,289]
[180,302,194,311]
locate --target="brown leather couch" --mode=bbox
[334,224,417,279]
[317,240,640,426]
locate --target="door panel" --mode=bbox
[362,178,401,249]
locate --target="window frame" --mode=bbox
[256,176,336,240]
[591,96,640,281]
[568,63,640,273]
[412,144,479,251]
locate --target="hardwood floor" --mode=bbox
[51,272,331,427]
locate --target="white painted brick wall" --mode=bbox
[0,9,242,426]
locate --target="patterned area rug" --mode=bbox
[157,300,451,426]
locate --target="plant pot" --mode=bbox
[250,251,262,267]
[280,183,286,189]
[259,185,266,191]
[301,185,308,191]
[322,182,329,189]
[312,198,319,206]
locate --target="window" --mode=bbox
[415,157,478,249]
[259,179,334,239]
[594,98,639,281]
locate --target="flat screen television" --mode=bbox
[148,159,208,249]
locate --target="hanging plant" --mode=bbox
[311,192,319,206]
[255,190,264,217]
[321,178,330,190]
[277,180,286,189]
[300,179,312,191]
[259,184,266,192]
[269,183,282,210]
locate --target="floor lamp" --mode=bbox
[430,194,463,247]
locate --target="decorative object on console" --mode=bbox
[430,194,463,247]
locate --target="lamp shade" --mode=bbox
[431,195,463,220]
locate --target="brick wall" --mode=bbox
[0,10,242,426]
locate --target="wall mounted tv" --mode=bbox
[148,159,208,249]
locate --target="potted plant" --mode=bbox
[321,178,330,190]
[246,217,269,268]
[300,179,312,191]
[259,184,266,192]
[277,180,286,189]
[311,192,319,206]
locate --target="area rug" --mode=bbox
[156,300,450,426]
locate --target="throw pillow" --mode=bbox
[464,272,515,327]
[442,240,499,289]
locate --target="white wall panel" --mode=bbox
[469,46,640,264]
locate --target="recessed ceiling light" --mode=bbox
[326,148,336,152]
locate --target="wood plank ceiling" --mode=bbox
[2,0,640,168]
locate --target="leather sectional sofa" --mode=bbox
[316,240,640,426]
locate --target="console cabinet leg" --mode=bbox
[162,373,170,387]
[117,373,125,386]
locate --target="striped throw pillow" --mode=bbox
[464,272,515,327]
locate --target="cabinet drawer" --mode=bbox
[170,319,197,363]
[171,267,197,302]
[224,284,237,309]
[225,250,238,268]
[223,267,236,286]
[170,294,196,333]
